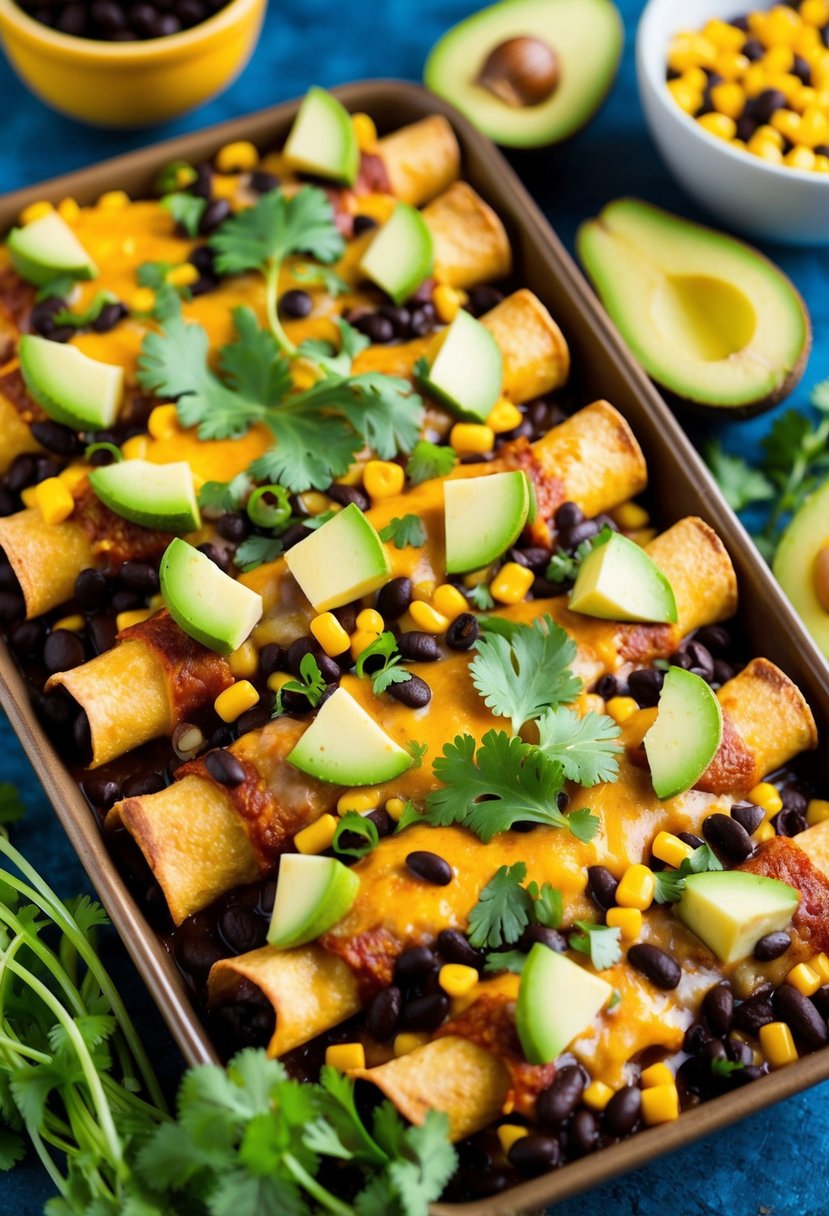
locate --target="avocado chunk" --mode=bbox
[283,86,360,187]
[267,854,360,949]
[516,943,613,1064]
[568,532,678,623]
[444,469,530,574]
[284,503,391,612]
[643,668,723,800]
[773,477,829,661]
[7,211,98,286]
[19,335,123,431]
[577,199,810,415]
[424,0,622,148]
[678,870,800,964]
[89,460,201,535]
[160,538,263,655]
[418,308,503,421]
[358,203,435,306]
[287,687,414,786]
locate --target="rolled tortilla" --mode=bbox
[422,181,512,289]
[0,508,95,619]
[482,288,570,403]
[0,383,41,473]
[376,115,460,208]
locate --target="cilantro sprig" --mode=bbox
[546,526,613,585]
[652,844,724,904]
[405,440,458,486]
[379,514,427,550]
[272,653,327,716]
[569,920,622,970]
[470,615,582,734]
[355,632,413,697]
[467,861,562,949]
[535,706,622,787]
[52,290,118,330]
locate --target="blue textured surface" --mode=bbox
[1,1,828,1212]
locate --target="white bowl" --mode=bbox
[637,0,829,245]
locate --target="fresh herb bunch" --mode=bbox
[705,378,829,561]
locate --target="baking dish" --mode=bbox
[1,80,828,1215]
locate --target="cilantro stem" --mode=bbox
[28,1125,67,1195]
[283,1151,355,1216]
[0,1030,50,1063]
[265,261,297,356]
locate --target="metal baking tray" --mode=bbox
[1,80,828,1215]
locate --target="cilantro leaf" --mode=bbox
[686,843,724,873]
[210,185,344,275]
[569,920,622,970]
[704,440,775,512]
[467,862,533,949]
[394,801,425,833]
[219,306,294,407]
[546,526,613,585]
[234,535,284,572]
[471,615,582,734]
[566,806,601,844]
[379,514,426,549]
[467,582,494,610]
[711,1057,745,1078]
[333,812,379,860]
[387,1112,457,1216]
[199,471,252,514]
[373,665,412,696]
[652,869,687,904]
[355,632,398,678]
[272,653,326,715]
[535,706,622,786]
[292,262,349,297]
[527,880,563,928]
[161,192,206,238]
[53,290,118,329]
[484,949,528,975]
[0,784,25,827]
[405,440,458,486]
[34,274,77,303]
[355,632,412,697]
[404,740,427,770]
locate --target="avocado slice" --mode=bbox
[424,0,622,148]
[358,203,435,306]
[678,870,799,964]
[577,200,810,415]
[287,687,414,786]
[19,335,123,431]
[516,943,613,1064]
[160,538,263,655]
[773,477,829,661]
[284,503,391,612]
[444,469,530,574]
[418,308,503,421]
[89,460,201,534]
[267,854,360,949]
[283,86,360,187]
[7,211,98,287]
[643,668,723,800]
[568,532,677,623]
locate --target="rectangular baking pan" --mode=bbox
[1,80,828,1215]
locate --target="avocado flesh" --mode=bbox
[284,503,391,613]
[283,86,359,186]
[424,0,622,147]
[267,855,360,949]
[773,478,829,660]
[444,470,530,573]
[358,203,435,306]
[568,532,677,623]
[89,460,200,534]
[8,211,98,286]
[160,538,263,655]
[19,335,123,431]
[287,687,414,786]
[644,668,723,800]
[516,944,613,1064]
[577,199,809,412]
[678,871,799,964]
[421,308,503,422]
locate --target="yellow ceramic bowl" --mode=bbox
[0,0,266,128]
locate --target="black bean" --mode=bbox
[683,1022,711,1055]
[557,519,599,553]
[211,996,274,1049]
[57,3,87,33]
[174,929,225,977]
[520,924,567,953]
[30,419,82,456]
[327,483,369,512]
[734,992,774,1034]
[627,667,664,708]
[781,787,808,814]
[236,706,271,737]
[287,636,320,674]
[725,1036,753,1067]
[594,674,618,699]
[281,522,312,551]
[394,946,436,986]
[314,654,341,684]
[375,576,412,621]
[9,618,45,657]
[397,631,439,662]
[408,307,435,337]
[399,991,449,1032]
[204,748,246,787]
[92,301,127,333]
[751,88,788,125]
[694,624,730,653]
[731,1063,766,1088]
[406,850,452,885]
[0,590,23,621]
[355,313,395,344]
[30,297,65,336]
[772,808,807,837]
[791,54,812,84]
[153,13,182,36]
[742,35,764,59]
[0,568,20,594]
[711,659,735,686]
[91,0,126,30]
[812,987,829,1018]
[508,1133,560,1173]
[249,170,280,194]
[378,305,411,337]
[176,0,205,24]
[89,614,117,655]
[119,561,159,593]
[43,629,86,673]
[603,1085,641,1137]
[445,612,479,651]
[628,943,681,990]
[334,605,358,636]
[366,985,402,1040]
[40,689,75,729]
[122,771,164,798]
[362,808,392,839]
[388,673,431,708]
[218,905,267,955]
[586,865,618,911]
[82,774,121,809]
[677,831,705,850]
[0,487,15,516]
[258,643,285,676]
[198,199,230,235]
[465,284,504,316]
[703,1037,727,1065]
[536,1064,585,1126]
[753,931,791,962]
[568,1109,599,1156]
[553,500,584,531]
[702,981,734,1036]
[702,813,753,864]
[730,802,764,835]
[73,711,91,756]
[5,454,37,494]
[74,568,108,611]
[437,929,484,970]
[111,589,141,615]
[773,985,828,1050]
[353,214,378,235]
[278,289,313,319]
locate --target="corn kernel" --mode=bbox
[704,17,746,50]
[98,190,129,210]
[20,200,54,225]
[583,693,606,715]
[58,463,89,493]
[801,0,829,26]
[431,283,463,324]
[667,33,717,74]
[497,1124,529,1155]
[755,820,776,843]
[625,707,658,747]
[815,154,829,171]
[166,262,200,288]
[20,486,38,509]
[337,788,381,815]
[652,830,695,869]
[294,491,328,518]
[311,612,351,657]
[764,44,795,74]
[130,287,157,314]
[450,422,495,455]
[760,1021,798,1067]
[641,1084,679,1125]
[799,104,829,145]
[605,695,639,725]
[147,404,180,440]
[611,501,650,530]
[394,1032,430,1057]
[267,671,293,693]
[356,608,384,634]
[487,398,523,433]
[57,197,80,223]
[807,798,829,825]
[791,84,819,111]
[53,613,85,633]
[352,111,377,152]
[432,583,467,621]
[228,641,258,679]
[462,566,492,588]
[121,434,149,461]
[714,51,750,80]
[412,579,436,603]
[697,112,738,140]
[385,797,407,822]
[786,144,817,169]
[214,680,260,723]
[771,106,803,139]
[215,140,259,174]
[667,78,703,114]
[148,593,165,611]
[640,1061,675,1089]
[810,953,829,984]
[409,599,450,633]
[325,1042,365,1072]
[439,963,479,998]
[364,459,405,500]
[582,1080,614,1111]
[336,461,367,487]
[605,906,642,942]
[616,864,655,911]
[490,562,534,605]
[710,81,746,119]
[742,63,770,97]
[350,628,381,660]
[750,782,783,818]
[34,477,75,525]
[295,813,338,855]
[116,608,153,632]
[786,962,822,997]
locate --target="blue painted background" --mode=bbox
[1,1,828,1211]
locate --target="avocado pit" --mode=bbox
[476,36,560,108]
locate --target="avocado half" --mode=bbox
[773,477,829,661]
[577,199,811,417]
[424,0,623,148]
